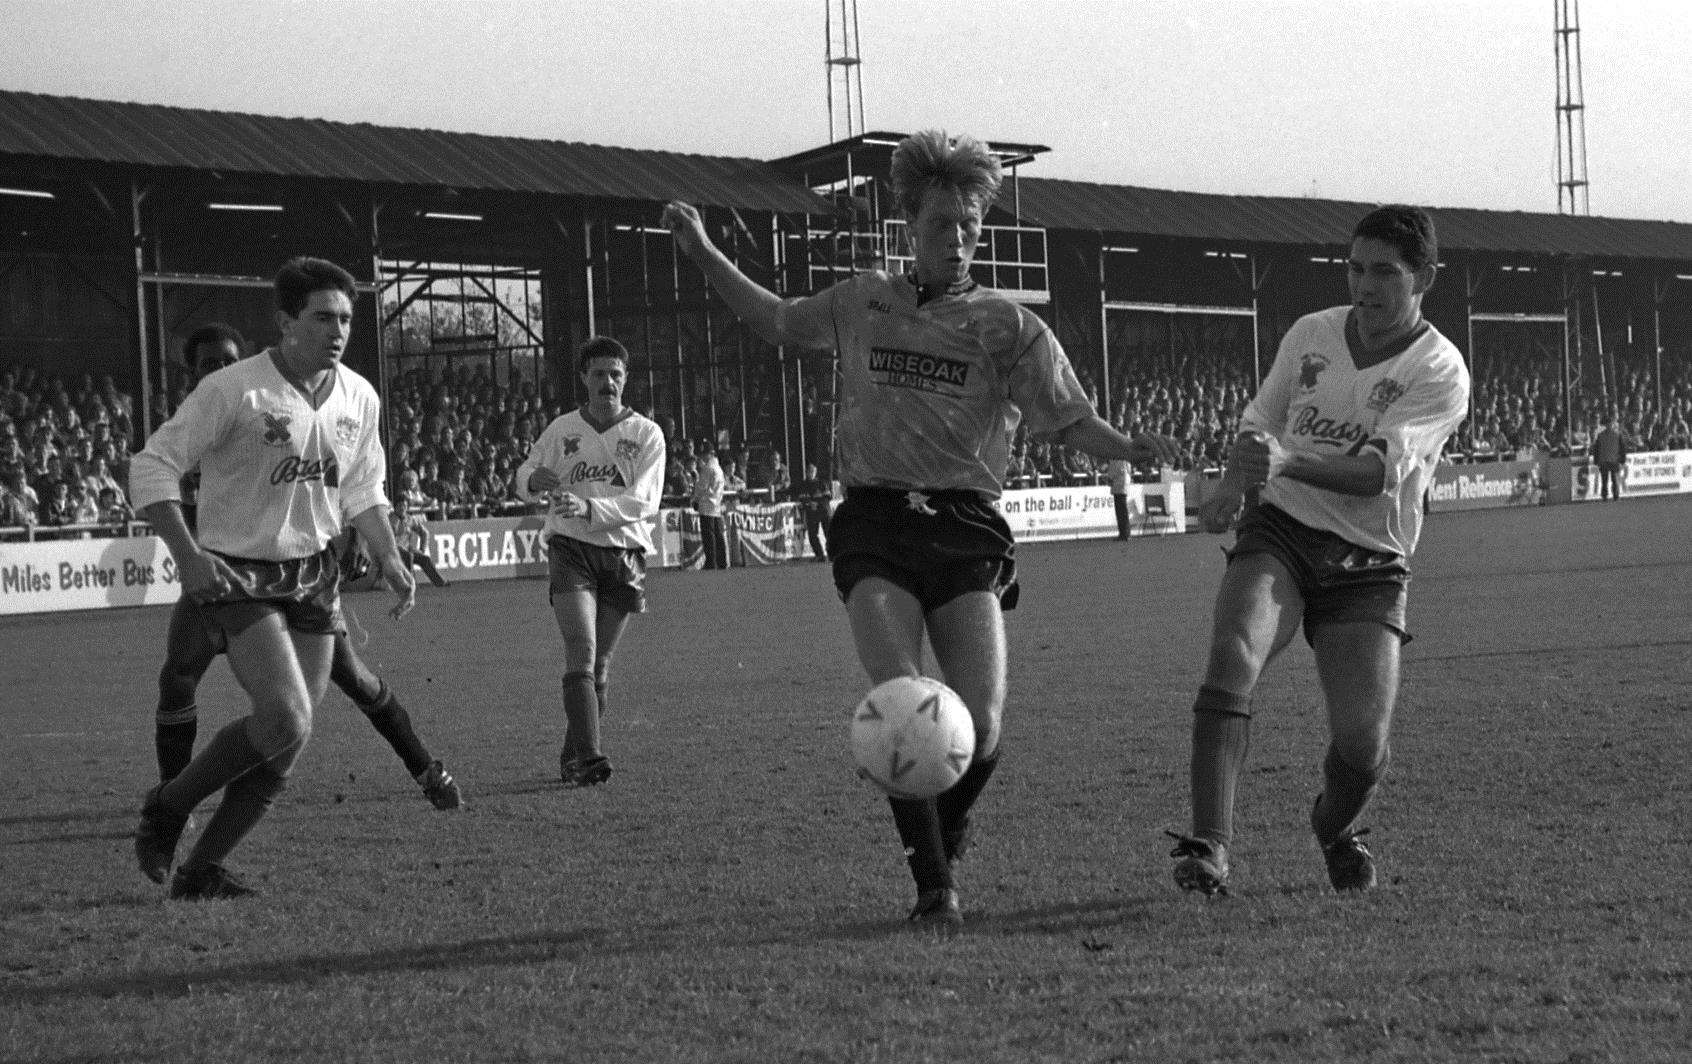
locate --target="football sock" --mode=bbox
[887,796,952,893]
[182,762,289,870]
[594,680,609,721]
[355,682,433,778]
[1310,744,1389,845]
[1190,685,1253,847]
[936,746,1000,837]
[158,718,270,817]
[155,705,198,783]
[561,671,600,761]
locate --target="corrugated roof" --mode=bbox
[1006,177,1692,262]
[0,89,827,214]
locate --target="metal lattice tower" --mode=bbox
[824,0,866,142]
[1555,0,1590,214]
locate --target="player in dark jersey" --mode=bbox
[666,131,1182,929]
[148,325,461,829]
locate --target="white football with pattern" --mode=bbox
[850,675,974,799]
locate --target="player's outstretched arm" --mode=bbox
[1054,416,1185,468]
[350,504,416,619]
[662,201,786,343]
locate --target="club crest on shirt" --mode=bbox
[1366,378,1406,412]
[616,438,641,462]
[335,415,360,447]
[262,411,292,446]
[561,435,582,456]
[1298,353,1330,392]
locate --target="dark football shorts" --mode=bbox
[547,535,647,614]
[199,547,344,639]
[1227,502,1411,644]
[828,486,1019,614]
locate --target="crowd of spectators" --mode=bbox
[1450,340,1692,462]
[0,364,138,535]
[9,332,1692,537]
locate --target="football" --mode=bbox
[850,676,975,799]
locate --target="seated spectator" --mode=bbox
[70,481,101,525]
[722,459,747,506]
[1,465,38,529]
[39,478,76,527]
[97,485,132,527]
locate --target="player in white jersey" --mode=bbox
[666,130,1182,929]
[150,325,461,814]
[130,257,416,900]
[515,337,665,788]
[1169,205,1470,896]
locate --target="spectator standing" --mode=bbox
[793,461,832,561]
[1106,457,1133,540]
[1591,417,1627,500]
[692,442,729,570]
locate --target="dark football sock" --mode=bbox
[182,762,289,870]
[887,796,952,893]
[1310,744,1388,845]
[155,706,198,783]
[594,680,609,721]
[561,672,600,761]
[936,746,1000,837]
[158,719,270,817]
[356,682,433,778]
[1190,685,1253,847]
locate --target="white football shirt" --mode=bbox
[130,351,389,561]
[515,407,665,553]
[1243,306,1470,557]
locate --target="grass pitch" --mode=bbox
[3,496,1689,1062]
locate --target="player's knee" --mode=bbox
[248,703,312,757]
[1326,741,1389,787]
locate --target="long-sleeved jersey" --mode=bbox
[1243,306,1470,557]
[129,352,388,561]
[515,407,665,553]
[773,271,1096,496]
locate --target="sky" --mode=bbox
[2,0,1689,222]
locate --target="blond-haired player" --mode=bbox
[665,131,1181,929]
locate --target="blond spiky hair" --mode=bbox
[889,130,1003,219]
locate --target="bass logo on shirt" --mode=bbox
[262,411,292,446]
[616,438,641,462]
[1298,353,1330,392]
[271,454,339,487]
[1366,378,1406,413]
[868,346,969,393]
[561,435,582,456]
[568,461,623,486]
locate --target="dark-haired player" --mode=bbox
[1168,205,1470,896]
[131,257,417,900]
[665,131,1181,929]
[151,326,461,816]
[515,337,665,788]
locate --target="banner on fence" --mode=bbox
[1426,458,1548,512]
[995,483,1186,540]
[1623,449,1692,495]
[0,535,182,615]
